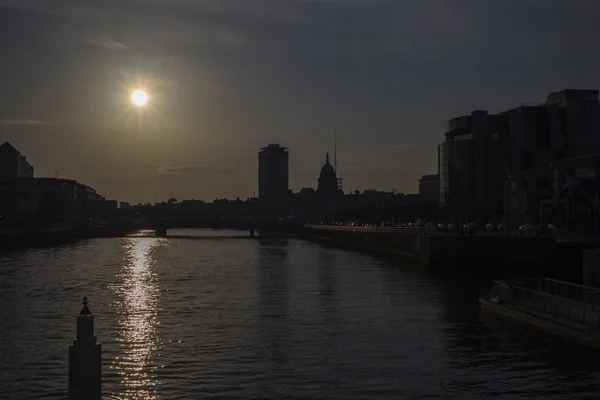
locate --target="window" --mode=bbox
[453,133,473,141]
[536,179,548,190]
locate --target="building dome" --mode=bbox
[318,153,339,196]
[320,161,335,177]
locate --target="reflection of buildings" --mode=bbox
[258,144,289,205]
[256,239,290,365]
[0,141,116,222]
[439,89,600,220]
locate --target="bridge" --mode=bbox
[132,217,301,238]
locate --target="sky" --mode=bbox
[0,0,599,203]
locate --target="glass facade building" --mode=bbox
[438,112,509,218]
[438,138,475,209]
[439,89,599,222]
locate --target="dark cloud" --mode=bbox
[0,119,58,126]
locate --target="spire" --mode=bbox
[326,152,330,165]
[334,130,337,175]
[80,296,92,316]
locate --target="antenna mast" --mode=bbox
[334,129,337,175]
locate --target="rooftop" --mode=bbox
[419,174,439,182]
[260,144,288,151]
[0,141,23,155]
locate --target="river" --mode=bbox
[0,229,599,399]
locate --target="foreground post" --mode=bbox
[69,297,102,400]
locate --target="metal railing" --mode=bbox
[490,279,600,333]
[542,278,600,306]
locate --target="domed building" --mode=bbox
[318,153,340,197]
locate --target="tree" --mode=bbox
[354,190,361,195]
[167,197,178,204]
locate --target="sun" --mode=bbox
[131,89,148,106]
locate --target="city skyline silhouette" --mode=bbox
[1,0,599,203]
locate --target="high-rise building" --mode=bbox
[0,142,34,181]
[505,89,600,172]
[258,144,289,204]
[438,111,509,217]
[418,174,440,205]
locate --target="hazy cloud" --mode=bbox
[88,35,129,50]
[386,144,420,150]
[337,160,365,170]
[154,165,238,178]
[0,119,58,126]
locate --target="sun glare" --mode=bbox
[132,89,148,106]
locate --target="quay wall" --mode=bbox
[301,226,585,280]
[0,223,137,250]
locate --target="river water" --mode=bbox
[0,229,599,399]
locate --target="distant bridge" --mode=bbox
[132,217,301,238]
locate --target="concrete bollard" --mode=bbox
[69,297,102,400]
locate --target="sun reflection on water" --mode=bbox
[110,237,165,399]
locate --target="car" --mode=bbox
[447,223,457,231]
[485,223,495,230]
[546,224,559,230]
[519,223,537,231]
[498,223,505,230]
[437,223,445,230]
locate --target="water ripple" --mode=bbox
[0,232,599,399]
